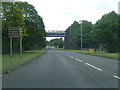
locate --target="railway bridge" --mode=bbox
[47,30,66,37]
[46,30,78,49]
[46,30,67,48]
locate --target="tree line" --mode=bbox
[2,1,46,53]
[47,38,64,48]
[65,11,119,53]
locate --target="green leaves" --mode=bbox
[94,11,118,52]
[2,2,46,53]
[49,38,64,48]
[66,20,95,49]
[66,11,119,52]
[3,3,26,35]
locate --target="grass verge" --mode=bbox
[2,50,47,74]
[59,49,119,60]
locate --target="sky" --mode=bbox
[19,0,119,41]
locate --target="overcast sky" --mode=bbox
[20,0,119,41]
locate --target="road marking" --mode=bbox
[85,63,103,71]
[70,56,74,58]
[66,55,69,56]
[75,58,82,62]
[114,75,120,79]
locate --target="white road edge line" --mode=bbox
[85,63,103,71]
[75,58,82,62]
[114,75,120,79]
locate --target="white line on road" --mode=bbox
[85,63,103,71]
[70,56,74,58]
[113,75,120,79]
[62,53,119,80]
[75,58,82,62]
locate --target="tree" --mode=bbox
[65,21,80,49]
[118,15,120,52]
[65,11,119,52]
[2,3,26,53]
[93,11,118,52]
[49,38,64,48]
[2,2,47,53]
[72,20,95,48]
[65,20,97,49]
[16,2,47,50]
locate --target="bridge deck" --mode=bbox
[47,30,66,37]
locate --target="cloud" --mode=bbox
[20,0,119,30]
[19,0,119,41]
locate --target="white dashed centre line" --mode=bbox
[85,63,103,71]
[75,58,82,62]
[70,56,74,58]
[113,75,120,79]
[63,53,119,80]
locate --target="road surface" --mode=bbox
[3,49,119,88]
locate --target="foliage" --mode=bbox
[2,2,46,53]
[93,11,118,52]
[72,21,97,48]
[66,11,119,53]
[48,38,64,48]
[2,2,26,53]
[118,15,120,52]
[66,20,98,49]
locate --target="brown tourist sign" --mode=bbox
[8,27,22,37]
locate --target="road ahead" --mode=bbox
[3,49,119,88]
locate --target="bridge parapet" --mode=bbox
[46,30,66,37]
[47,30,65,33]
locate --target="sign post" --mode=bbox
[20,37,22,58]
[8,27,23,58]
[10,37,12,58]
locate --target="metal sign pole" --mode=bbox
[10,37,12,58]
[20,37,22,58]
[79,20,83,51]
[8,27,23,58]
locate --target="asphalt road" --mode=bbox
[3,49,119,88]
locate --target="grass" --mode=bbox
[93,51,119,60]
[59,49,119,60]
[2,50,47,74]
[67,50,90,54]
[57,48,65,50]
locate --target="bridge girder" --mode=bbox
[46,30,66,37]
